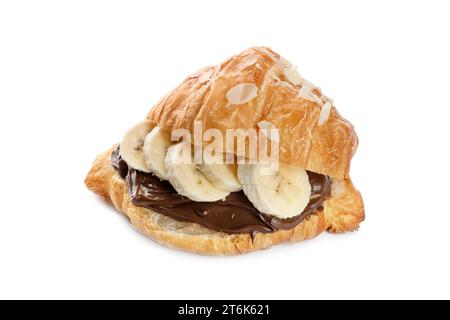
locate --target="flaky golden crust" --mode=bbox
[147,47,358,179]
[85,148,364,255]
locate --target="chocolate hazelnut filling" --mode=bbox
[112,147,332,234]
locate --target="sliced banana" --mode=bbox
[198,152,242,192]
[238,164,311,219]
[165,143,230,202]
[120,120,154,172]
[143,127,172,180]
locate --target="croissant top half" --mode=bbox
[147,47,358,180]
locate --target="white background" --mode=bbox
[1,0,449,300]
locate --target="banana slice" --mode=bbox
[143,127,172,180]
[120,120,154,172]
[238,164,311,219]
[198,152,242,192]
[165,143,230,202]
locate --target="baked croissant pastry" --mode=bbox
[85,47,364,255]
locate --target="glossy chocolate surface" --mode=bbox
[112,147,331,234]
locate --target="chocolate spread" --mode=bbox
[112,147,332,234]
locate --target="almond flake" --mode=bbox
[298,85,321,104]
[284,66,303,85]
[241,55,258,68]
[318,102,332,126]
[226,83,258,105]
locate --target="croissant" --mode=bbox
[85,47,364,255]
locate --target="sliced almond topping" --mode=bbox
[298,85,321,104]
[226,83,258,105]
[284,66,303,85]
[318,102,332,126]
[241,55,258,68]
